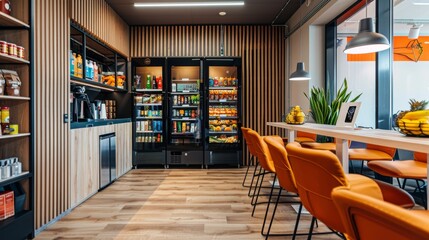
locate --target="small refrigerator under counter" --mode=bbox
[100,133,116,189]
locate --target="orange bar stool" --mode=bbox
[263,136,304,239]
[286,142,415,238]
[246,130,278,216]
[332,186,429,240]
[368,152,428,208]
[349,144,396,174]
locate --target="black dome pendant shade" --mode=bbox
[344,18,390,54]
[289,62,310,81]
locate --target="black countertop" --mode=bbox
[71,118,132,129]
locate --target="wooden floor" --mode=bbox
[36,168,337,240]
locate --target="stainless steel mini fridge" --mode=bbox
[100,133,116,189]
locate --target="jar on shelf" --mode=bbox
[17,46,24,59]
[0,40,8,54]
[0,73,5,95]
[7,42,17,56]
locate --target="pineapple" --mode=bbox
[395,99,429,131]
[409,99,428,111]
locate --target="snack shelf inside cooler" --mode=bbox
[209,135,239,143]
[209,86,237,90]
[171,91,199,94]
[209,100,237,104]
[209,116,238,120]
[135,88,163,92]
[136,103,162,106]
[172,118,198,121]
[209,131,238,134]
[172,105,198,108]
[136,117,162,120]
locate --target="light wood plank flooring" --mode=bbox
[36,168,337,240]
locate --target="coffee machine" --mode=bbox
[72,86,94,122]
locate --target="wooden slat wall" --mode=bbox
[34,0,69,230]
[130,25,286,165]
[69,0,130,56]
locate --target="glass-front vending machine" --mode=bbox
[132,58,167,167]
[166,58,204,167]
[204,58,242,167]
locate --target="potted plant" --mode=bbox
[304,79,362,142]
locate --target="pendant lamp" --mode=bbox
[344,0,390,54]
[289,1,310,81]
[289,62,310,81]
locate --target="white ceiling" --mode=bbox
[337,0,429,36]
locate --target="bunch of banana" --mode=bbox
[286,105,306,124]
[397,110,429,137]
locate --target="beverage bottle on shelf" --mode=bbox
[177,121,181,133]
[173,121,177,133]
[152,76,157,89]
[76,54,83,78]
[172,83,177,92]
[146,75,151,89]
[157,76,162,89]
[182,122,186,133]
[93,62,98,82]
[70,51,75,76]
[157,134,161,142]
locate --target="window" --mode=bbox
[392,0,429,114]
[336,1,376,128]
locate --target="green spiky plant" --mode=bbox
[304,79,362,141]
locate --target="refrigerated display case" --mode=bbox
[204,58,242,167]
[132,58,167,166]
[167,58,204,167]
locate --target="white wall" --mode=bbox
[286,0,357,114]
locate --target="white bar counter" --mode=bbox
[267,122,429,208]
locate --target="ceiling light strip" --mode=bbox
[134,1,245,7]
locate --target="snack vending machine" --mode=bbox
[132,58,167,166]
[204,58,242,167]
[166,58,204,167]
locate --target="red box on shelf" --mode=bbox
[0,190,14,220]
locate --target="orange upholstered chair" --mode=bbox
[285,142,415,238]
[332,186,429,240]
[368,152,428,207]
[349,144,396,174]
[263,136,301,238]
[246,130,279,216]
[295,131,317,143]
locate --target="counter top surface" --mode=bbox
[71,118,132,129]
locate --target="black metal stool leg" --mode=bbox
[252,170,266,216]
[251,166,263,205]
[307,216,316,240]
[292,203,303,240]
[264,187,282,239]
[261,175,277,237]
[248,161,259,197]
[242,155,254,187]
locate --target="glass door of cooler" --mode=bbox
[167,58,204,167]
[205,58,242,167]
[132,58,166,166]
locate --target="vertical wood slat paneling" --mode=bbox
[130,25,286,165]
[34,0,69,230]
[69,0,130,57]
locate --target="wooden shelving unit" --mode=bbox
[0,1,34,239]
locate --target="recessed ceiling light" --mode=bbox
[219,12,227,16]
[134,1,245,7]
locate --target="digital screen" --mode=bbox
[344,106,356,123]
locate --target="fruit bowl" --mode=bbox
[285,105,306,125]
[396,110,429,137]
